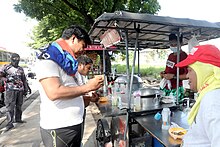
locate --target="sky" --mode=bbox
[0,0,219,57]
[0,0,37,57]
[157,0,220,50]
[157,0,219,22]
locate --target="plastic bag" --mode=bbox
[160,78,172,90]
[188,36,199,52]
[169,122,187,140]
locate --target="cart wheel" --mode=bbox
[96,118,111,147]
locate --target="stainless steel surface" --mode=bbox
[141,97,160,109]
[97,101,127,117]
[135,110,189,147]
[97,99,176,117]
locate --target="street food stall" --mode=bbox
[88,11,220,147]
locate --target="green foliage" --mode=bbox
[112,64,164,79]
[13,0,161,49]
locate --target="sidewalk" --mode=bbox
[0,95,98,147]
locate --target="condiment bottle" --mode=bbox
[161,108,171,130]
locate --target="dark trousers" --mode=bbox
[0,92,5,106]
[40,124,82,147]
[81,109,86,139]
[5,90,24,127]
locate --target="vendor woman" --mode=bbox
[176,44,220,146]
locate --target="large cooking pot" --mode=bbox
[139,87,164,98]
[114,75,143,92]
[136,87,164,109]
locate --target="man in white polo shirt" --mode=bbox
[35,25,103,147]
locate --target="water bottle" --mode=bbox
[118,94,122,109]
[111,84,118,106]
[161,108,171,130]
[134,90,141,111]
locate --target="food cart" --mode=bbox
[88,11,220,147]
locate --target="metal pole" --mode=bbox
[103,48,107,96]
[124,26,139,147]
[138,45,140,76]
[176,32,180,105]
[124,30,130,146]
[125,30,130,109]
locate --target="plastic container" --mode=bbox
[161,108,171,130]
[108,82,112,95]
[118,94,122,109]
[119,84,127,104]
[111,85,118,106]
[154,112,161,120]
[130,94,134,110]
[134,90,141,111]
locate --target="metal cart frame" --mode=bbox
[89,11,220,147]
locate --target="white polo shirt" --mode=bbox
[35,60,84,129]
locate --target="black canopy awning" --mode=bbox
[89,11,220,49]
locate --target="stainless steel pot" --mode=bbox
[139,87,164,98]
[136,87,164,109]
[142,97,160,109]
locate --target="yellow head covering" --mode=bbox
[188,61,220,125]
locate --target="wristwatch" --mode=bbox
[173,75,177,79]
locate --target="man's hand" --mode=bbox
[86,76,104,91]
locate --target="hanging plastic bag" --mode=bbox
[160,78,172,90]
[188,36,199,52]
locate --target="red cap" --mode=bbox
[176,44,220,67]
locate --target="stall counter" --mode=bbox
[134,110,189,147]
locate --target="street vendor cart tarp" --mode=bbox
[89,11,220,49]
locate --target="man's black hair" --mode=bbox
[77,55,93,65]
[11,53,20,59]
[169,33,183,43]
[61,25,91,46]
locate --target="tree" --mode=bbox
[14,0,160,76]
[14,0,161,49]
